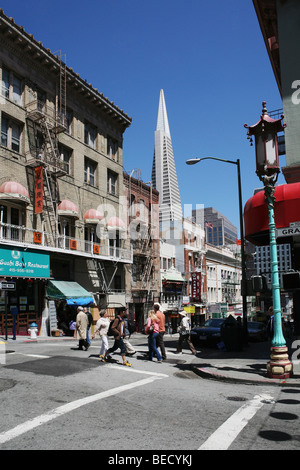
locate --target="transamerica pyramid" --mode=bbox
[151,89,183,228]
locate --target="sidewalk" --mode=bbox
[2,333,300,386]
[191,339,300,386]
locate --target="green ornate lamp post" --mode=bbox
[245,102,293,379]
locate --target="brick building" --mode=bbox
[123,171,160,330]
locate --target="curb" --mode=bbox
[191,364,300,387]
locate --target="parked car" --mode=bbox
[190,318,225,346]
[247,321,267,342]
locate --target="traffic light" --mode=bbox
[283,272,300,290]
[251,275,267,292]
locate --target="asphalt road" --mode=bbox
[1,334,300,455]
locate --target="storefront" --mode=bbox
[45,280,95,337]
[0,246,50,336]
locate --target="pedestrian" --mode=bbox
[176,311,196,355]
[92,309,110,359]
[124,316,136,356]
[145,310,162,362]
[266,306,274,340]
[84,307,93,345]
[76,306,89,351]
[153,302,167,360]
[69,319,76,337]
[102,310,132,366]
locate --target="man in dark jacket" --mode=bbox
[102,310,132,366]
[84,307,93,345]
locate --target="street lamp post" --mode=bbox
[245,101,293,379]
[186,156,248,341]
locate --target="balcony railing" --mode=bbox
[0,222,132,262]
[25,100,66,132]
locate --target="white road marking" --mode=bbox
[0,376,164,445]
[199,392,274,450]
[15,353,51,359]
[106,364,169,377]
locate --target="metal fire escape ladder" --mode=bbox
[91,258,119,294]
[42,167,59,246]
[59,55,66,124]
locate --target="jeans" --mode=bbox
[107,338,126,356]
[148,332,162,361]
[86,327,91,344]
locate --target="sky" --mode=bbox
[1,0,284,235]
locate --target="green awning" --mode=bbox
[46,280,94,306]
[162,272,185,282]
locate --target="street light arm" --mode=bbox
[186,156,237,165]
[185,155,248,339]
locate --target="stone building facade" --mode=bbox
[0,10,132,335]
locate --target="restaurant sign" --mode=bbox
[0,247,50,278]
[191,272,201,301]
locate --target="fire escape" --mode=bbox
[128,170,159,302]
[25,53,67,246]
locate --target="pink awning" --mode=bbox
[83,208,104,224]
[107,216,126,231]
[58,199,79,219]
[0,181,30,204]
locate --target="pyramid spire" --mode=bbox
[156,89,171,138]
[152,89,182,226]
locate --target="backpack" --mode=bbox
[107,320,115,337]
[127,318,136,335]
[107,317,120,337]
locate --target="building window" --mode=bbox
[1,67,23,106]
[65,109,73,135]
[1,115,22,153]
[59,144,72,175]
[2,68,9,98]
[36,89,46,112]
[84,122,97,149]
[107,170,117,195]
[107,136,118,161]
[84,157,97,186]
[1,205,22,241]
[139,199,145,219]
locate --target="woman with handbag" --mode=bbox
[145,310,162,362]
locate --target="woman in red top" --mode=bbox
[145,310,162,362]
